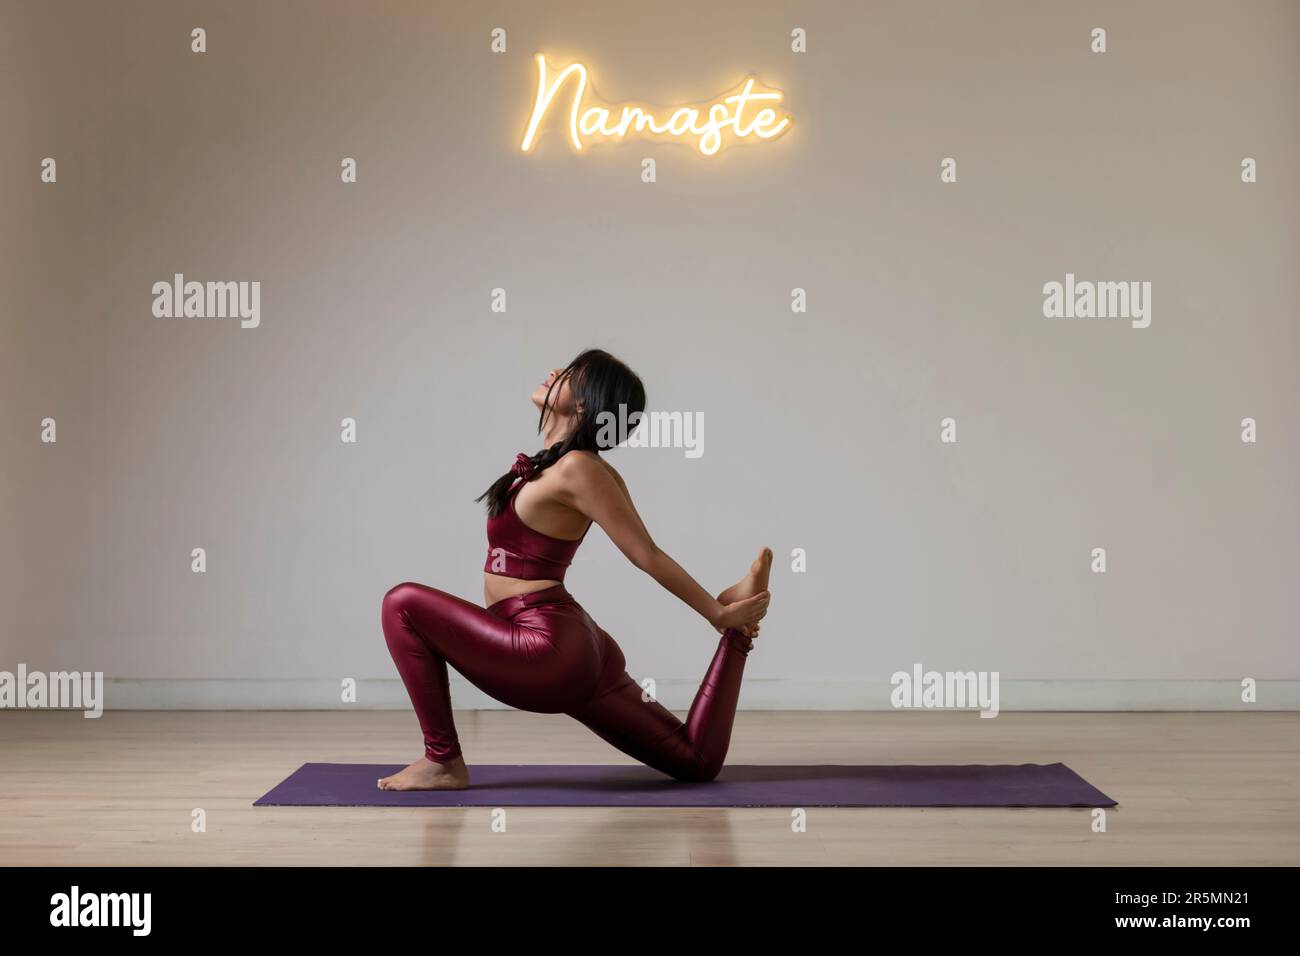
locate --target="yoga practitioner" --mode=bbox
[378,348,772,790]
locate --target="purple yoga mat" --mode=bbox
[253,762,1116,808]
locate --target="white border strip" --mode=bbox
[84,679,1300,711]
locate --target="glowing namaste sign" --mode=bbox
[520,55,792,157]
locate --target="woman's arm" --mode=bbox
[555,452,767,634]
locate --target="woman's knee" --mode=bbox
[668,748,723,783]
[671,764,720,784]
[381,582,426,635]
[383,581,430,610]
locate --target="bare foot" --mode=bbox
[717,547,773,639]
[377,755,470,791]
[718,547,773,606]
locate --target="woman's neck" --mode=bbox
[541,416,574,448]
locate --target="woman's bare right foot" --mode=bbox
[717,547,773,637]
[377,754,470,791]
[718,547,773,605]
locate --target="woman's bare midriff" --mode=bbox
[484,573,564,609]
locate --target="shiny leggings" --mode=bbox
[380,582,754,782]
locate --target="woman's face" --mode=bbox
[532,366,576,415]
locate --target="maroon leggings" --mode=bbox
[380,581,753,782]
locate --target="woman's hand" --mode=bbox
[711,591,770,636]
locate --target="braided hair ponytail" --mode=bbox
[476,348,646,517]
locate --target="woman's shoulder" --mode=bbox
[555,449,624,486]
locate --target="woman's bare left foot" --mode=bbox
[718,547,773,606]
[377,755,470,791]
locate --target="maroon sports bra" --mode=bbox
[484,474,589,581]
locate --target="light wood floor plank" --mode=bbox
[1,711,1295,866]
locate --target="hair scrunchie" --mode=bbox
[511,452,538,480]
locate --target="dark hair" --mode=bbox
[476,348,647,516]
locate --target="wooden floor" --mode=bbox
[1,710,1296,866]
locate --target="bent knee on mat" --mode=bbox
[670,760,722,784]
[663,746,723,783]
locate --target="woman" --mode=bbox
[378,348,772,790]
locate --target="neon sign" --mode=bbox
[520,55,792,157]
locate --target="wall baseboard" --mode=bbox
[88,678,1300,711]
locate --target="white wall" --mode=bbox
[3,0,1297,709]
